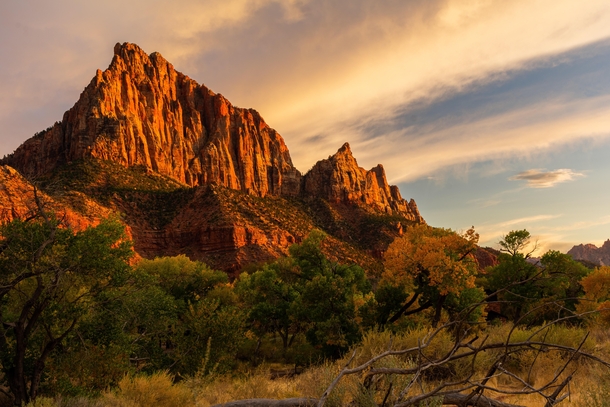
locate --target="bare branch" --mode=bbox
[211,398,317,407]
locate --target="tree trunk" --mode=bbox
[431,295,446,328]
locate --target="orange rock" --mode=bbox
[1,42,426,272]
[4,43,301,197]
[303,143,423,222]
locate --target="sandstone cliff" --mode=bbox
[304,143,423,222]
[568,240,610,266]
[3,42,419,216]
[3,42,301,197]
[1,42,424,271]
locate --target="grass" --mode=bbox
[21,323,610,407]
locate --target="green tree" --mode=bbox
[238,230,370,358]
[127,256,244,376]
[499,229,534,257]
[237,260,300,352]
[484,230,541,322]
[45,255,244,394]
[486,231,590,324]
[0,212,132,405]
[538,250,589,314]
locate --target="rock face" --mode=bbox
[1,42,424,271]
[568,240,610,266]
[2,42,419,217]
[0,165,111,231]
[304,143,423,221]
[3,42,301,197]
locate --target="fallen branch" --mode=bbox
[211,398,317,407]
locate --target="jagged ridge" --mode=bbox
[2,42,421,221]
[568,240,610,266]
[1,42,425,271]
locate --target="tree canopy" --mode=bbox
[382,224,481,327]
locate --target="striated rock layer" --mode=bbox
[0,165,113,231]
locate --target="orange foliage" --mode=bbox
[383,224,479,296]
[577,266,610,325]
[580,266,610,302]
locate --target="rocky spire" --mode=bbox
[303,143,423,221]
[3,42,301,197]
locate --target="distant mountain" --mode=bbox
[568,240,610,266]
[0,42,423,272]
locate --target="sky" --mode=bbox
[1,0,609,253]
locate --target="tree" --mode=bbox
[485,231,589,324]
[577,266,610,326]
[484,249,540,322]
[538,250,589,317]
[0,208,132,405]
[382,224,481,327]
[498,229,535,257]
[126,256,245,376]
[237,260,301,352]
[238,230,370,358]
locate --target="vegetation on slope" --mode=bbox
[3,180,610,407]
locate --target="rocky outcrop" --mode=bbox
[2,42,419,216]
[568,240,610,266]
[303,143,423,221]
[475,247,500,270]
[0,165,111,231]
[3,42,301,197]
[1,42,425,271]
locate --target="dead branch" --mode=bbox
[210,398,317,407]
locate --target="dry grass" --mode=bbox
[21,324,610,407]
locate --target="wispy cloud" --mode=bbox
[547,216,610,232]
[374,95,610,183]
[509,168,585,188]
[495,215,562,228]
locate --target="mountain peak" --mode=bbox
[304,143,422,221]
[113,41,142,56]
[568,241,610,266]
[2,42,420,218]
[3,42,301,196]
[0,41,424,270]
[337,142,352,154]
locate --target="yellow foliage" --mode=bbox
[383,224,479,296]
[577,266,610,326]
[581,266,610,301]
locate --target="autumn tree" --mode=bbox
[382,224,481,327]
[577,265,610,326]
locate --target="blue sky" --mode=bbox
[1,0,609,253]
